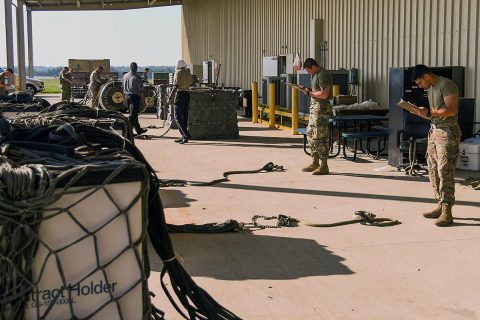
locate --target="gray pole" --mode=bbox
[16,0,27,91]
[4,0,15,69]
[27,8,34,78]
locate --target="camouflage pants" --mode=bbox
[307,102,332,158]
[61,86,71,101]
[426,124,461,205]
[90,88,99,108]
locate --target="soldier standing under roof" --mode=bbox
[170,59,193,144]
[410,64,461,227]
[300,58,333,175]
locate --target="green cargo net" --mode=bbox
[0,123,241,320]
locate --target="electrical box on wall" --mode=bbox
[262,54,294,77]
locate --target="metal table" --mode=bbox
[299,115,388,157]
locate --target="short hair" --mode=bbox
[144,68,150,72]
[6,68,13,73]
[64,66,69,70]
[410,64,432,81]
[303,58,319,69]
[98,66,104,70]
[130,62,138,72]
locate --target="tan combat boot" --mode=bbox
[312,157,329,175]
[302,154,320,172]
[435,203,454,227]
[423,204,442,219]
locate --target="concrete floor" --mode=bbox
[136,115,480,320]
[37,94,480,319]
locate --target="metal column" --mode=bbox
[4,0,14,69]
[27,8,34,78]
[16,0,27,91]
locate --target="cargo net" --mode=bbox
[0,123,241,320]
[8,102,135,142]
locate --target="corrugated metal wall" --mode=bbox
[182,0,480,122]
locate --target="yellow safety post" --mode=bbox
[268,82,276,128]
[291,86,299,134]
[252,81,258,123]
[332,84,340,97]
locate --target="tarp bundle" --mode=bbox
[9,102,135,142]
[188,89,240,139]
[0,93,50,119]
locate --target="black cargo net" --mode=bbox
[0,124,241,320]
[9,102,135,142]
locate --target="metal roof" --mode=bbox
[24,0,182,11]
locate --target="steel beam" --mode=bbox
[27,8,34,78]
[16,0,27,91]
[4,0,15,69]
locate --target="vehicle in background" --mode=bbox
[0,68,45,95]
[68,59,114,98]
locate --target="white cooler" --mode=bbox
[457,142,480,171]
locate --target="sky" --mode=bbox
[0,2,181,67]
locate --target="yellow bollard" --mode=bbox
[252,81,259,123]
[291,87,298,134]
[268,82,276,128]
[332,84,340,97]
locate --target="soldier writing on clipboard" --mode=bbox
[298,58,333,175]
[405,64,461,227]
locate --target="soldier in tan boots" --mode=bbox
[300,58,333,175]
[410,65,461,227]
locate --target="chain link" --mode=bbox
[244,214,299,229]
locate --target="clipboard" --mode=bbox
[286,82,309,95]
[396,99,420,113]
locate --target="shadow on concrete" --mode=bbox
[149,232,353,280]
[451,217,480,227]
[238,126,274,132]
[330,172,430,183]
[188,141,303,150]
[211,183,480,208]
[159,189,196,208]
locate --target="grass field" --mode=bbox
[38,78,62,94]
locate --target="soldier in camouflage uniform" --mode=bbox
[301,58,333,175]
[88,66,104,108]
[0,68,14,97]
[410,64,461,227]
[59,67,72,102]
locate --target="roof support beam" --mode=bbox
[4,0,15,69]
[16,0,27,91]
[27,7,34,78]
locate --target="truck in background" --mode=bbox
[68,59,117,98]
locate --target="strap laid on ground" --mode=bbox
[306,211,401,227]
[159,162,285,187]
[461,177,480,190]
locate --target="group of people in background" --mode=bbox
[57,60,193,141]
